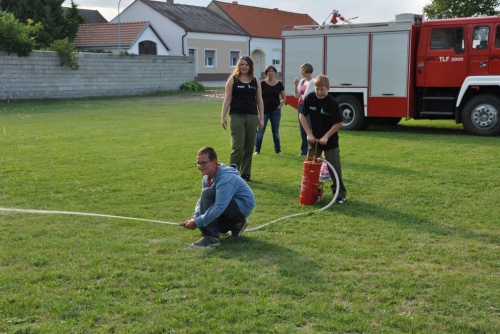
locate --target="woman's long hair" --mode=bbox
[229,55,254,79]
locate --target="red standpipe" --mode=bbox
[299,157,324,205]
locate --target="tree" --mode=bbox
[0,11,41,56]
[0,0,16,12]
[423,0,500,19]
[64,0,85,42]
[1,0,83,48]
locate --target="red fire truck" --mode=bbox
[282,13,500,136]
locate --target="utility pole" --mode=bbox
[118,0,122,53]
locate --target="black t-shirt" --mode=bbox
[301,93,342,149]
[261,80,284,113]
[229,77,258,115]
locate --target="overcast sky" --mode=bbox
[62,0,431,24]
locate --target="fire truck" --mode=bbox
[282,12,500,136]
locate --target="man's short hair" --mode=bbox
[197,147,217,161]
[314,74,330,88]
[300,62,313,74]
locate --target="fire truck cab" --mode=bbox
[282,14,500,136]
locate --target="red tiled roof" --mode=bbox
[73,21,149,47]
[212,1,317,39]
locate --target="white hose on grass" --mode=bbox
[0,207,180,226]
[0,158,340,232]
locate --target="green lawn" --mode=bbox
[1,90,499,333]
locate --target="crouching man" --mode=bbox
[183,146,256,247]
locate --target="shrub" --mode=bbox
[0,12,41,57]
[180,81,204,91]
[50,38,79,70]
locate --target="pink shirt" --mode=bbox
[298,82,308,104]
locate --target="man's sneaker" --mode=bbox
[231,219,248,237]
[192,236,220,248]
[253,152,260,155]
[335,198,346,204]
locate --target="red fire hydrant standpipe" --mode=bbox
[299,142,335,205]
[245,156,339,232]
[299,157,324,205]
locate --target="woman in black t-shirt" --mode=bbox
[221,56,264,182]
[254,65,285,155]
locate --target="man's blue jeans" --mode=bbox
[198,187,246,238]
[255,109,281,153]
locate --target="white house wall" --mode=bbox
[129,27,170,55]
[112,1,186,55]
[250,37,282,76]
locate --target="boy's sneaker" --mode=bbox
[253,152,260,155]
[241,174,251,182]
[192,236,220,247]
[231,219,248,237]
[335,198,346,204]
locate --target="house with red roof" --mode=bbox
[73,21,170,55]
[208,1,316,77]
[111,0,247,81]
[104,0,316,81]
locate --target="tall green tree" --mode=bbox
[1,0,82,48]
[64,0,85,42]
[0,0,16,12]
[423,0,500,19]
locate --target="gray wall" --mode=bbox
[0,51,194,100]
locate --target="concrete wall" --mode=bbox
[0,51,194,100]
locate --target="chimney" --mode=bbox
[232,1,238,4]
[167,0,173,4]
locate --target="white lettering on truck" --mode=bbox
[439,56,464,62]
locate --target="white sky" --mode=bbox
[62,0,432,24]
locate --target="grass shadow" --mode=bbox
[205,236,322,283]
[338,199,500,245]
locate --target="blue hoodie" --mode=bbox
[192,164,256,227]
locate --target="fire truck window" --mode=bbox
[430,27,464,54]
[430,28,457,49]
[454,27,465,54]
[472,26,489,49]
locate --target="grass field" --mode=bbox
[1,89,499,333]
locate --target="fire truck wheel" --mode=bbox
[462,94,500,136]
[337,95,370,131]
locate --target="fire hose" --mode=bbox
[0,159,339,233]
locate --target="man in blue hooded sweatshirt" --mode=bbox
[182,146,256,247]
